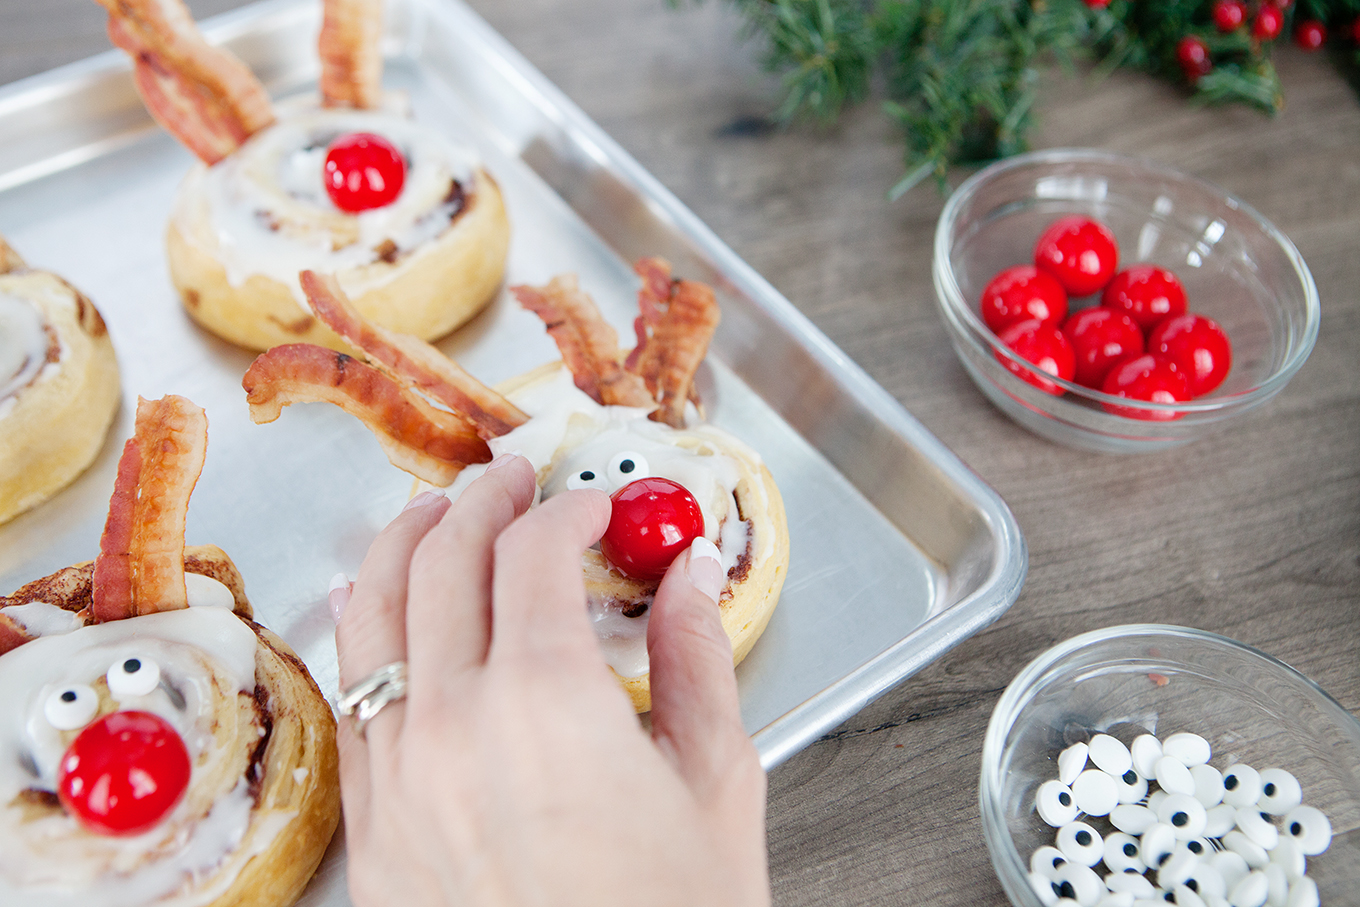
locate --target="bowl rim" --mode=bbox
[933,148,1322,418]
[977,622,1360,906]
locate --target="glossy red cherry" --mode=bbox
[600,477,704,581]
[996,319,1076,397]
[1033,216,1119,297]
[1148,313,1232,396]
[1100,354,1191,420]
[1082,0,1111,8]
[1177,36,1213,82]
[1101,265,1188,330]
[979,265,1069,334]
[1212,0,1247,31]
[1294,20,1327,50]
[58,710,191,836]
[1253,4,1284,41]
[1061,307,1145,389]
[324,133,406,212]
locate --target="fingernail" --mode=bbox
[485,452,524,472]
[401,489,445,512]
[328,573,351,623]
[685,536,724,605]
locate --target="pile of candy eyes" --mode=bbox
[1026,730,1333,907]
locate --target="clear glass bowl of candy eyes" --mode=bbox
[980,625,1360,907]
[932,149,1320,453]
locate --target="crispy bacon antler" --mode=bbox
[511,275,653,409]
[91,395,209,622]
[244,344,491,486]
[319,0,384,109]
[301,271,527,438]
[96,0,275,164]
[626,258,720,428]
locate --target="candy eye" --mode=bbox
[1055,820,1103,866]
[1220,763,1262,807]
[1103,831,1146,874]
[107,656,161,698]
[1035,779,1077,827]
[1257,768,1302,814]
[606,451,649,489]
[1283,804,1332,855]
[566,468,608,491]
[45,685,99,731]
[1157,793,1208,840]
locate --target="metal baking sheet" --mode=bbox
[0,0,1026,899]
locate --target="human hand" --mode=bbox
[329,454,770,907]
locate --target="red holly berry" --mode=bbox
[1101,265,1188,331]
[1177,36,1213,82]
[996,319,1076,397]
[324,133,406,212]
[1148,313,1233,396]
[1061,307,1145,389]
[1352,16,1360,44]
[1212,0,1247,31]
[57,711,191,836]
[1083,0,1111,8]
[1294,20,1327,50]
[1100,354,1192,420]
[1253,4,1284,41]
[1033,216,1120,297]
[979,265,1069,335]
[600,478,704,581]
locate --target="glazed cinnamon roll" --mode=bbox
[0,396,339,907]
[0,236,120,526]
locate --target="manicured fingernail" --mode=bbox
[485,452,525,472]
[402,489,445,512]
[328,573,351,623]
[685,536,724,605]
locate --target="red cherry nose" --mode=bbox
[600,477,705,581]
[57,710,191,836]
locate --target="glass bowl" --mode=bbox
[933,149,1320,453]
[980,625,1360,906]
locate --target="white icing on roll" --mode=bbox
[0,292,53,407]
[184,573,235,610]
[0,608,269,907]
[0,603,81,638]
[176,102,480,308]
[448,369,758,678]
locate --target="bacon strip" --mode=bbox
[318,0,384,109]
[512,275,653,408]
[97,0,274,164]
[92,395,209,622]
[626,258,720,428]
[301,271,527,438]
[0,617,33,657]
[0,235,25,274]
[244,344,490,486]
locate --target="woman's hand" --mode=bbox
[330,455,770,907]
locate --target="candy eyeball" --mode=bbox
[107,656,161,698]
[566,468,608,491]
[606,451,649,489]
[44,684,99,730]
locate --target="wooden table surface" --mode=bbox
[3,1,1358,904]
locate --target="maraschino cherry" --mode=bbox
[58,710,191,836]
[600,477,705,581]
[1033,216,1119,297]
[324,133,406,212]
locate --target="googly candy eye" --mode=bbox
[1028,871,1061,907]
[1267,838,1305,881]
[1156,848,1199,891]
[107,656,160,698]
[1172,883,1208,907]
[1030,844,1069,879]
[1052,862,1104,905]
[1130,734,1163,779]
[1158,793,1208,840]
[1104,871,1155,898]
[1037,779,1079,827]
[1072,769,1119,817]
[1256,769,1302,815]
[606,451,649,489]
[44,685,99,730]
[1154,755,1197,796]
[1055,820,1104,866]
[1281,805,1331,856]
[566,468,608,491]
[1285,876,1319,907]
[1182,836,1213,858]
[1113,767,1147,804]
[1110,803,1157,836]
[1058,742,1089,785]
[1222,830,1269,870]
[1228,869,1269,907]
[1140,822,1178,869]
[1190,763,1224,808]
[1088,734,1133,775]
[1205,803,1238,838]
[1221,764,1262,808]
[1103,831,1146,873]
[1162,732,1211,766]
[1234,807,1279,850]
[1183,862,1227,901]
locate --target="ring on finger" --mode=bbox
[337,661,408,738]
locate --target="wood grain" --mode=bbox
[3,1,1358,904]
